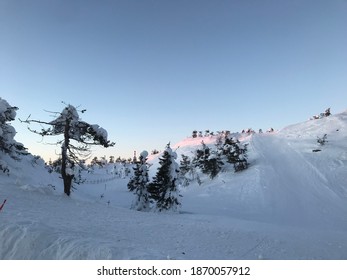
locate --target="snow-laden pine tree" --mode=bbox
[22,104,114,196]
[127,150,151,211]
[148,143,181,212]
[179,154,192,186]
[193,141,223,179]
[192,141,209,172]
[0,98,27,173]
[205,150,224,179]
[221,136,248,172]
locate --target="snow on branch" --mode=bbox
[20,104,114,147]
[21,103,115,196]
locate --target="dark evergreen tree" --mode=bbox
[115,156,122,163]
[193,141,223,179]
[109,156,115,163]
[192,141,210,172]
[221,136,234,163]
[179,154,194,186]
[148,143,181,212]
[233,144,248,172]
[180,154,191,176]
[204,150,224,179]
[128,151,150,211]
[221,137,248,172]
[324,108,331,117]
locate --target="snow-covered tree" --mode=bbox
[192,141,224,179]
[311,108,332,120]
[127,150,151,211]
[148,143,181,212]
[324,108,331,117]
[179,154,194,186]
[109,155,115,163]
[22,104,114,196]
[221,136,248,172]
[233,144,248,172]
[204,150,224,179]
[0,98,27,173]
[192,141,209,171]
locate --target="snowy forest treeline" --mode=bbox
[0,97,332,212]
[0,97,251,213]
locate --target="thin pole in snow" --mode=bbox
[0,199,7,212]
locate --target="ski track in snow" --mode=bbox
[1,112,347,259]
[251,134,347,229]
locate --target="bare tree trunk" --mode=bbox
[61,120,72,196]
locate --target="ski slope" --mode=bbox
[1,111,347,259]
[250,133,347,228]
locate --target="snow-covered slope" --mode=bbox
[1,111,347,259]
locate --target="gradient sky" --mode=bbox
[1,0,347,161]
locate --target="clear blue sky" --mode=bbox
[1,0,347,161]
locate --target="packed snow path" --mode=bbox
[251,133,347,229]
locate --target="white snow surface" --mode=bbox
[140,150,149,159]
[1,111,347,259]
[91,124,108,140]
